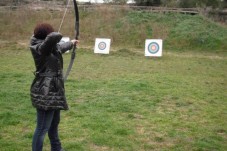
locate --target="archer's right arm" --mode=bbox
[37,32,62,55]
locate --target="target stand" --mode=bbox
[145,39,163,57]
[94,38,111,54]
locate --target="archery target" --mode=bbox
[145,39,163,57]
[94,38,111,54]
[60,37,70,42]
[60,37,70,53]
[98,42,106,50]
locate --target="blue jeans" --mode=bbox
[32,109,62,151]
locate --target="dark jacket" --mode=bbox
[29,32,73,110]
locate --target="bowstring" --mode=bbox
[58,0,71,33]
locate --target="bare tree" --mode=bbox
[134,0,162,6]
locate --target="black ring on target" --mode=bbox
[98,42,106,50]
[148,42,159,54]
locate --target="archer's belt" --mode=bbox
[34,72,63,77]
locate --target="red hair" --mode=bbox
[34,23,54,40]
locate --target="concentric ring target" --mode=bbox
[148,42,159,54]
[98,42,106,50]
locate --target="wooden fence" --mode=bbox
[0,4,200,14]
[0,2,226,22]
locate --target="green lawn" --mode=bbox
[0,43,226,150]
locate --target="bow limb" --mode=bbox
[74,0,79,40]
[64,0,79,81]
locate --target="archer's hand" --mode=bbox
[71,39,79,46]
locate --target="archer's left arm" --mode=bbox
[57,41,74,54]
[58,40,79,54]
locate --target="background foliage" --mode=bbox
[0,0,227,8]
[0,6,226,51]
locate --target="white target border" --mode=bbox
[94,38,111,54]
[145,39,163,57]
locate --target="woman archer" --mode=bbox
[29,23,78,151]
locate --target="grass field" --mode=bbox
[0,42,226,150]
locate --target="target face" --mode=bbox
[94,38,111,54]
[145,39,163,57]
[98,42,106,50]
[60,37,70,43]
[148,42,160,54]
